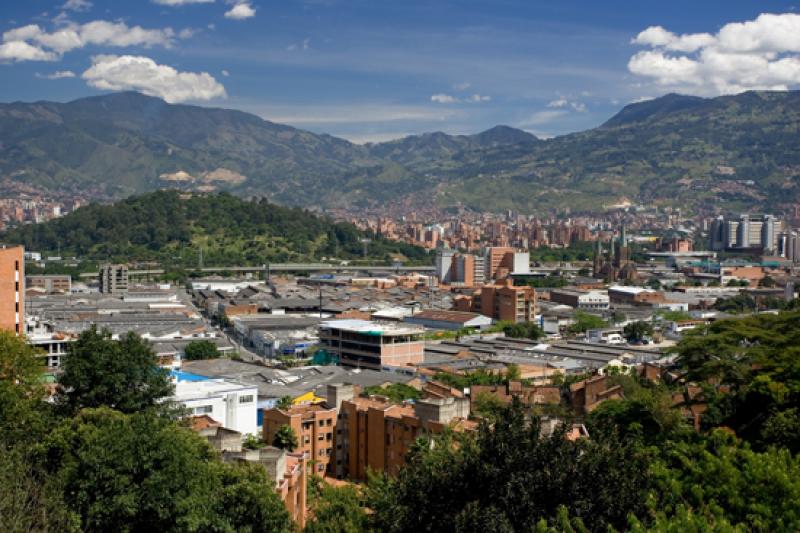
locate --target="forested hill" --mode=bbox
[1,190,429,265]
[3,90,800,213]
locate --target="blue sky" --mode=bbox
[1,0,799,142]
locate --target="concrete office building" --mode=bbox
[549,289,610,310]
[318,319,425,370]
[709,214,779,253]
[26,275,71,294]
[99,264,129,294]
[0,245,24,334]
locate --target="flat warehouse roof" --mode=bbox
[320,319,423,336]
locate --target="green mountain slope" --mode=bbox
[1,190,429,266]
[2,90,800,213]
[432,91,800,212]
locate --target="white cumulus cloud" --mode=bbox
[36,69,76,79]
[431,93,490,104]
[225,3,256,20]
[431,93,458,104]
[82,54,227,103]
[629,13,800,95]
[0,41,57,62]
[153,0,215,5]
[61,0,92,12]
[546,96,586,112]
[0,20,180,62]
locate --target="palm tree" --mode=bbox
[272,424,298,452]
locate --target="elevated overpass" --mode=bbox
[79,263,435,279]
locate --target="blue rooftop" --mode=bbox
[170,370,211,382]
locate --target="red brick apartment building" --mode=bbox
[454,279,536,323]
[263,403,337,475]
[0,245,24,334]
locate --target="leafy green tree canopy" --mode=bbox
[56,326,174,416]
[183,340,220,361]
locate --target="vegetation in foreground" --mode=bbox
[3,310,800,531]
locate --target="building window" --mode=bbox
[193,405,213,414]
[238,394,254,404]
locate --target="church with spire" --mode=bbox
[593,224,638,282]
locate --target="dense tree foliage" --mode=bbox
[366,401,651,533]
[566,311,608,335]
[623,321,653,343]
[2,190,430,266]
[0,332,293,533]
[673,311,800,452]
[56,326,174,416]
[183,339,220,360]
[272,424,299,451]
[305,483,369,533]
[502,321,544,340]
[713,293,757,313]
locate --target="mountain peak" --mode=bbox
[601,93,706,128]
[472,125,538,146]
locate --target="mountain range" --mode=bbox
[1,90,799,214]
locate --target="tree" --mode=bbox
[276,395,294,410]
[272,424,298,452]
[471,391,506,421]
[366,400,652,533]
[56,326,174,416]
[0,446,79,533]
[0,331,54,446]
[41,407,293,533]
[304,484,368,533]
[183,340,219,361]
[566,311,607,335]
[502,321,544,340]
[760,275,776,288]
[672,311,800,450]
[713,294,757,313]
[623,321,653,343]
[650,430,800,531]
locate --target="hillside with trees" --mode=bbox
[1,190,429,267]
[2,90,800,214]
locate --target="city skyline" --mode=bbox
[1,1,799,142]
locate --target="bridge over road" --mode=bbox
[79,263,435,278]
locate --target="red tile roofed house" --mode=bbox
[471,381,561,409]
[569,375,623,414]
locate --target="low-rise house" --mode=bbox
[569,375,624,414]
[403,309,493,331]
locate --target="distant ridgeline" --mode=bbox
[1,190,429,266]
[3,90,800,213]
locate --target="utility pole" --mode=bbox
[319,284,323,318]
